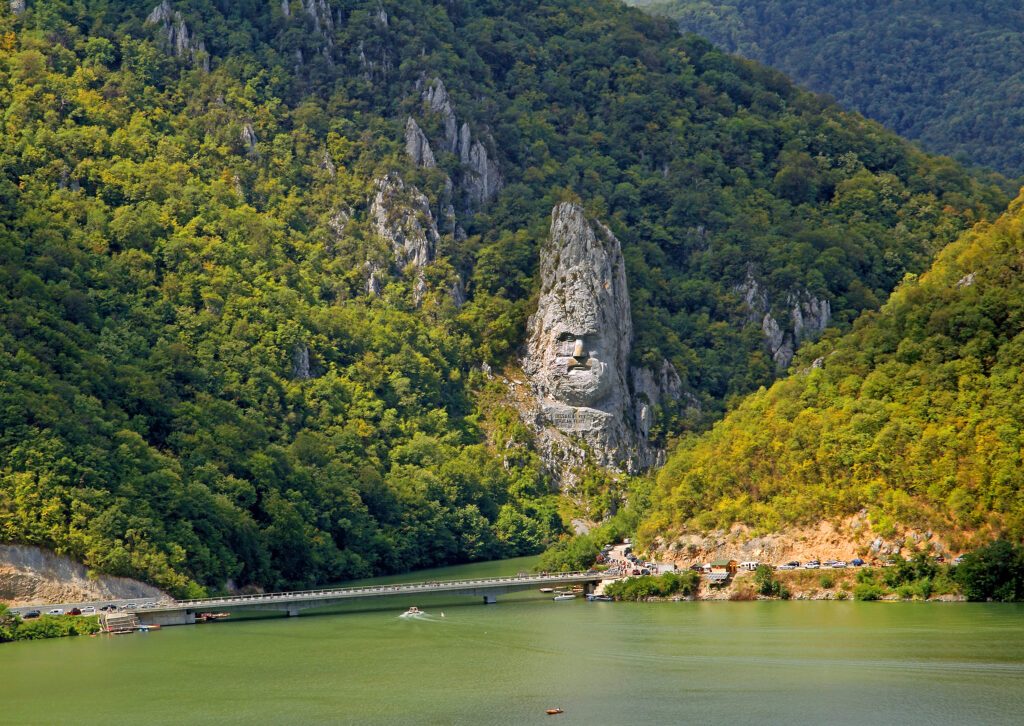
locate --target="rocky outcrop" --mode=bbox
[146,1,209,70]
[0,545,168,606]
[369,173,440,300]
[631,361,683,442]
[404,117,436,168]
[240,123,259,157]
[462,130,503,208]
[737,270,830,370]
[415,77,503,209]
[302,0,333,38]
[370,173,438,270]
[421,78,459,151]
[292,343,312,380]
[523,203,673,479]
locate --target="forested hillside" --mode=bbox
[643,194,1024,549]
[0,0,1007,595]
[632,0,1024,176]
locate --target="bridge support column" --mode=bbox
[482,594,497,605]
[286,606,300,617]
[584,582,596,595]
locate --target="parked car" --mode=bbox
[99,604,118,612]
[850,558,865,567]
[80,606,96,615]
[122,602,138,610]
[46,608,64,616]
[739,561,759,571]
[66,607,82,616]
[776,563,798,571]
[832,561,848,568]
[23,610,41,619]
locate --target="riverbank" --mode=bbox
[0,606,100,642]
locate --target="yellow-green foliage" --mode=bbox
[645,195,1024,544]
[0,1,1007,594]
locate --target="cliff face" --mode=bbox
[522,203,676,480]
[737,271,830,370]
[146,1,208,70]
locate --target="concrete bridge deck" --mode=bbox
[8,571,610,626]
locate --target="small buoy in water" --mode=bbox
[546,708,564,715]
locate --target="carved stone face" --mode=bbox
[546,327,612,407]
[526,203,631,411]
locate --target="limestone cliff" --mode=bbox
[522,203,675,480]
[369,173,439,300]
[146,1,208,70]
[737,270,830,370]
[413,78,503,210]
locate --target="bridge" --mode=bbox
[7,572,610,627]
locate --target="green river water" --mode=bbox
[2,556,1023,725]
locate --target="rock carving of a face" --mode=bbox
[527,203,631,410]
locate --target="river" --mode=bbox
[2,556,1023,725]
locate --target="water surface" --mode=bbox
[3,558,1022,725]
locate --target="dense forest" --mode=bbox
[0,0,1009,595]
[632,0,1024,176]
[642,193,1024,550]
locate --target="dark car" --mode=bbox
[66,607,82,616]
[99,604,118,612]
[22,610,41,619]
[850,558,865,567]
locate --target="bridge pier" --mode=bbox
[286,606,300,617]
[482,594,497,605]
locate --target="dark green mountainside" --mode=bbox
[631,0,1024,176]
[0,0,1007,595]
[643,193,1024,549]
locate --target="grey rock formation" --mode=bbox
[302,0,333,35]
[631,361,683,442]
[10,0,25,15]
[146,1,208,70]
[524,203,670,476]
[737,270,830,370]
[240,123,259,157]
[370,173,438,270]
[404,117,436,168]
[319,148,336,177]
[422,78,459,151]
[281,0,290,18]
[292,343,311,380]
[464,135,502,207]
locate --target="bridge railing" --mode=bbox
[171,571,604,608]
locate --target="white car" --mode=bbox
[80,606,96,615]
[122,602,138,609]
[776,564,798,571]
[832,561,848,568]
[46,608,64,616]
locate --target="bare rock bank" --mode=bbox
[0,544,168,606]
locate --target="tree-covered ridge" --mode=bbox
[631,0,1024,176]
[642,192,1024,548]
[0,0,1008,595]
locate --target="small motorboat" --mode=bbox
[400,606,422,617]
[552,593,576,601]
[586,594,612,602]
[546,708,564,715]
[539,587,554,593]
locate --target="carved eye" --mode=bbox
[556,333,575,357]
